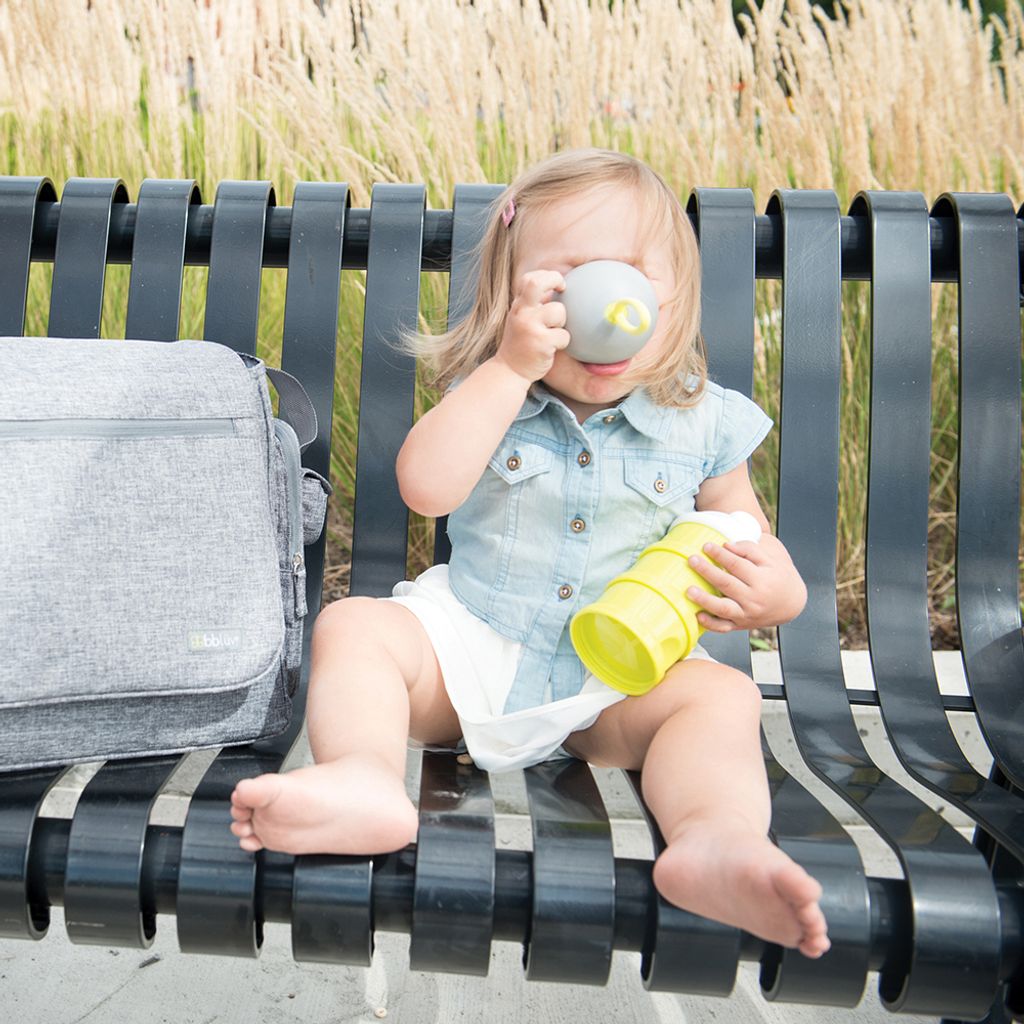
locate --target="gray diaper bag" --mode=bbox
[0,337,331,771]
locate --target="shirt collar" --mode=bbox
[515,383,675,442]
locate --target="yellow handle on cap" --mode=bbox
[603,297,651,336]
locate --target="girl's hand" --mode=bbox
[684,533,807,633]
[495,270,569,383]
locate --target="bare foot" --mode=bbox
[653,817,830,958]
[229,753,419,855]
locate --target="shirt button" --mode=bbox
[577,450,591,467]
[506,454,522,471]
[570,518,586,533]
[558,584,574,600]
[654,477,667,494]
[602,414,616,424]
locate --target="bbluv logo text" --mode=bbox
[188,629,243,653]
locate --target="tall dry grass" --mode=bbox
[2,0,1022,643]
[5,0,1022,201]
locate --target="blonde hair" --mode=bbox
[410,148,707,407]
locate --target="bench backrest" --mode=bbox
[5,177,1020,745]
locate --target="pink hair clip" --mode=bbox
[501,197,516,228]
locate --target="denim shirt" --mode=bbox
[445,380,772,713]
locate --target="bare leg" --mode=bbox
[565,660,829,958]
[229,596,459,855]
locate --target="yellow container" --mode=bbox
[570,521,729,695]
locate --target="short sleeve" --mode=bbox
[708,389,773,477]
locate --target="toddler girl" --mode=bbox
[231,149,829,959]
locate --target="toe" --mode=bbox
[773,862,823,908]
[799,934,831,958]
[238,835,264,853]
[795,901,826,928]
[234,774,283,810]
[230,820,254,838]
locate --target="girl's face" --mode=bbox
[511,184,679,422]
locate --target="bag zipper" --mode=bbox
[273,419,305,619]
[0,418,239,438]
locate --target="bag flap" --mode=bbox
[0,337,262,422]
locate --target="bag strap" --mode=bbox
[265,366,318,453]
[236,352,317,452]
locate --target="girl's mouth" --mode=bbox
[581,359,632,376]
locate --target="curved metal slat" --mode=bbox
[760,750,871,1006]
[291,852,373,965]
[630,187,739,996]
[637,881,741,996]
[1019,199,1024,299]
[203,181,275,356]
[125,179,200,341]
[409,752,495,975]
[176,181,290,957]
[63,756,181,947]
[269,180,349,740]
[0,177,56,334]
[625,744,870,1003]
[176,749,282,956]
[0,769,63,940]
[280,182,348,486]
[349,183,425,597]
[687,187,757,674]
[447,184,504,328]
[860,190,1024,863]
[48,178,128,338]
[622,770,740,995]
[939,193,1024,791]
[688,188,758,397]
[686,187,870,1005]
[432,182,505,567]
[771,189,1002,1019]
[523,760,615,984]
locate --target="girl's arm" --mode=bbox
[397,270,568,518]
[688,462,807,631]
[396,357,530,517]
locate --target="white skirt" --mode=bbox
[385,564,712,773]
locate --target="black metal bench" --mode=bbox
[0,175,1022,1022]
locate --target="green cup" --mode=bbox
[570,521,731,696]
